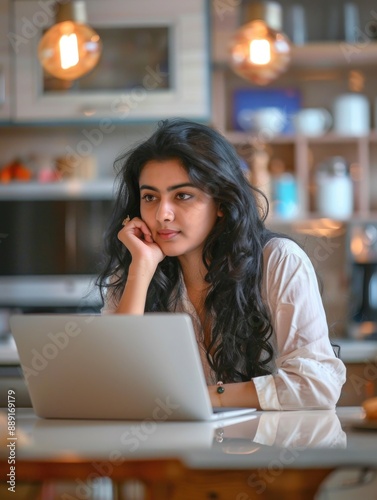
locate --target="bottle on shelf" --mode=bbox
[269,157,299,219]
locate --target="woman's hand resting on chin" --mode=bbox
[117,217,165,274]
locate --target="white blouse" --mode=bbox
[168,238,346,410]
[255,237,346,410]
[102,237,346,410]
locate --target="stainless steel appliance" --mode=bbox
[348,222,377,339]
[0,199,113,315]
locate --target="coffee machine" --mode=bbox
[348,222,377,340]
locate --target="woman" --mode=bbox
[97,118,346,410]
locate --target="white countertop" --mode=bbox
[334,339,377,363]
[0,334,18,364]
[2,407,377,469]
[2,407,377,500]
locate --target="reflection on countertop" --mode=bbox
[214,409,347,453]
[3,408,349,459]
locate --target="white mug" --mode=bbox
[293,108,332,136]
[333,93,370,136]
[237,107,286,136]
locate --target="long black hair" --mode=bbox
[97,118,277,382]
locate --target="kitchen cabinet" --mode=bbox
[0,0,11,121]
[336,340,377,406]
[338,361,377,406]
[11,0,210,122]
[0,194,114,308]
[210,1,377,221]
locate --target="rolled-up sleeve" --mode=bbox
[254,238,346,410]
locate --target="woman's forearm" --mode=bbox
[114,262,155,314]
[208,381,261,410]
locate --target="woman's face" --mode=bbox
[139,159,222,260]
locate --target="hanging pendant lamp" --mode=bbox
[229,1,291,86]
[38,1,102,80]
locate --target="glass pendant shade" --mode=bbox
[229,2,291,86]
[38,2,102,80]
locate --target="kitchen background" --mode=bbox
[1,0,377,405]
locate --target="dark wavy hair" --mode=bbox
[97,118,277,382]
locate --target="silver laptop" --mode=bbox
[10,313,256,421]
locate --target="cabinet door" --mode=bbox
[12,0,210,122]
[0,0,11,121]
[338,362,377,406]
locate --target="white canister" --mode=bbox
[333,93,370,136]
[315,157,353,219]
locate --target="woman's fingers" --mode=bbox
[117,217,165,265]
[118,217,152,244]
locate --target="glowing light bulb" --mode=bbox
[37,2,102,81]
[229,3,291,86]
[249,39,271,65]
[59,33,79,69]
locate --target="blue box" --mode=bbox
[232,88,301,134]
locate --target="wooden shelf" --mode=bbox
[290,42,377,69]
[224,131,296,144]
[0,179,116,200]
[213,42,377,70]
[224,131,375,144]
[266,213,377,225]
